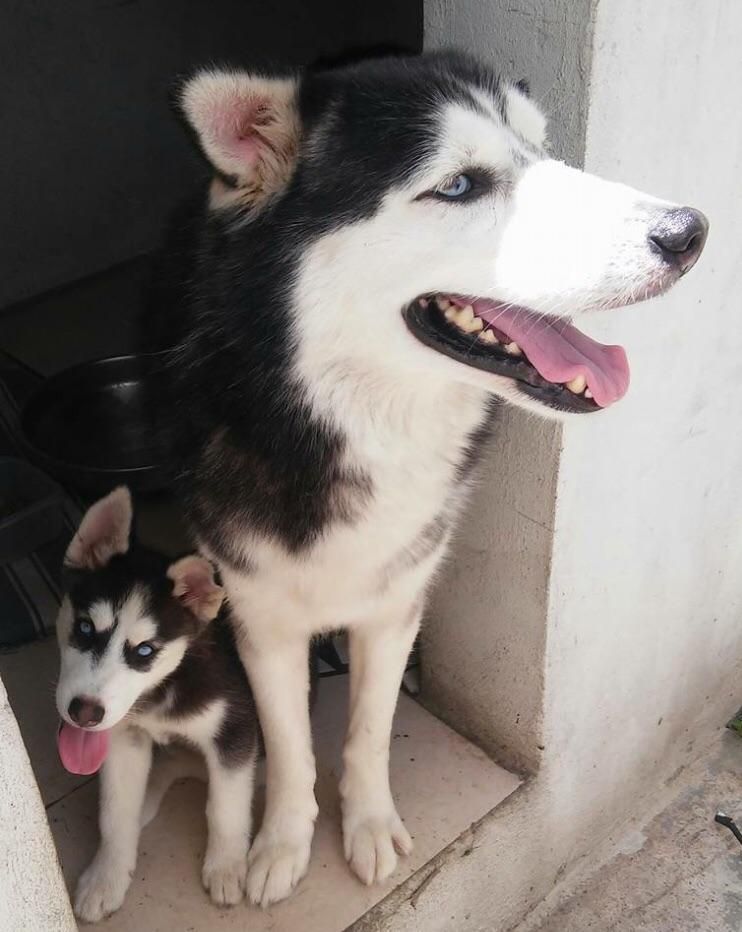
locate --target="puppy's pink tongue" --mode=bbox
[57,721,110,775]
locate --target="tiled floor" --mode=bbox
[1,639,520,931]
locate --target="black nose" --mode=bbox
[68,696,105,727]
[649,207,709,273]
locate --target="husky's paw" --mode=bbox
[343,806,413,886]
[74,853,132,922]
[202,850,248,906]
[245,821,313,907]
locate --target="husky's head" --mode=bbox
[179,51,708,417]
[55,488,224,774]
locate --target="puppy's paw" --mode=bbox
[343,805,413,886]
[246,819,314,908]
[202,850,248,906]
[74,852,133,922]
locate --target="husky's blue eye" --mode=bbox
[76,618,93,637]
[436,173,473,198]
[136,642,154,658]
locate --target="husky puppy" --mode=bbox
[56,487,259,921]
[142,50,708,905]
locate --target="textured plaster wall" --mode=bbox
[401,1,742,929]
[0,679,75,931]
[543,0,742,869]
[424,0,595,165]
[423,0,595,775]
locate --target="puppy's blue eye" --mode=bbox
[77,619,93,637]
[436,173,473,198]
[136,642,154,658]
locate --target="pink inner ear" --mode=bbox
[178,563,212,596]
[66,488,131,569]
[231,134,261,165]
[168,557,224,621]
[213,95,270,168]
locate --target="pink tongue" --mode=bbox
[57,721,110,775]
[468,300,630,408]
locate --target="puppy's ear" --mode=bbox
[178,69,300,206]
[65,487,133,570]
[167,555,225,623]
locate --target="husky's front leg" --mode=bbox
[233,623,317,908]
[202,749,257,905]
[341,604,420,885]
[75,727,152,922]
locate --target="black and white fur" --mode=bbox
[56,488,259,921]
[141,51,707,905]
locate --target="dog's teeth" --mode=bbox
[565,375,587,394]
[458,306,483,333]
[504,342,522,356]
[584,388,593,399]
[437,297,452,310]
[455,306,479,333]
[479,329,497,344]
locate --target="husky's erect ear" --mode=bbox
[178,69,300,206]
[65,487,133,570]
[504,80,547,149]
[167,555,225,623]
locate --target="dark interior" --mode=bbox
[0,0,422,629]
[2,1,421,313]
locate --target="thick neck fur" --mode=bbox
[149,197,496,562]
[298,338,492,483]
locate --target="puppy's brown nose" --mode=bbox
[68,696,105,727]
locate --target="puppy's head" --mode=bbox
[55,488,224,773]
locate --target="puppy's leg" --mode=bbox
[201,749,256,906]
[233,621,317,908]
[75,727,153,922]
[341,604,420,885]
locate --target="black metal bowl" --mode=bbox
[20,353,173,495]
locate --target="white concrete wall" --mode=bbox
[0,678,76,932]
[407,2,742,929]
[543,0,742,852]
[424,0,595,165]
[423,0,595,775]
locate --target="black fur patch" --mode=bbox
[65,547,196,647]
[456,400,500,482]
[139,609,260,767]
[70,615,113,660]
[141,51,509,557]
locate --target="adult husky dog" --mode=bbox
[144,50,707,906]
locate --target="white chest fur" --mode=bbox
[127,697,227,753]
[221,381,490,635]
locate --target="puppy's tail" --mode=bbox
[140,747,207,827]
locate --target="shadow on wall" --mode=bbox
[1,0,422,310]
